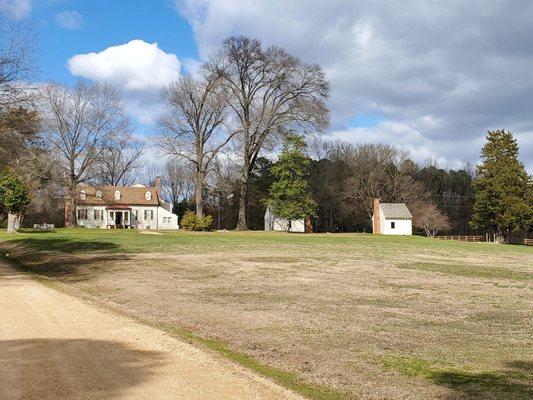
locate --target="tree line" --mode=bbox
[0,15,531,240]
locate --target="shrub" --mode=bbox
[195,215,213,231]
[180,211,214,231]
[180,210,197,230]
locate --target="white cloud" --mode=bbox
[175,0,533,169]
[0,0,31,19]
[67,40,181,123]
[55,10,83,29]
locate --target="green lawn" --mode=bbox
[1,228,532,400]
[1,227,531,255]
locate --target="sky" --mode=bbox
[2,0,533,171]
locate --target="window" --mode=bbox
[77,209,88,220]
[94,210,104,220]
[114,190,121,200]
[391,221,395,229]
[144,210,154,220]
[79,190,86,201]
[132,210,138,220]
[95,190,102,200]
[125,212,130,223]
[145,191,152,201]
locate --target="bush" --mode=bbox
[180,210,214,231]
[180,211,197,230]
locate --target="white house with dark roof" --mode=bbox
[75,177,179,230]
[372,198,412,235]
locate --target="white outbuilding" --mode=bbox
[372,198,412,235]
[264,205,307,232]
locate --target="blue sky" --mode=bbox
[4,0,533,169]
[30,0,197,83]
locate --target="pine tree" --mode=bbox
[267,134,317,230]
[470,130,532,241]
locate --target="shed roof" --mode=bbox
[380,203,412,219]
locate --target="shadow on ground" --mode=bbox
[0,339,166,400]
[436,361,533,400]
[7,237,122,253]
[0,238,129,282]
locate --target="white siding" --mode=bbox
[271,217,305,232]
[76,205,179,230]
[379,207,412,235]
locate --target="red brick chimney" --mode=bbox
[154,176,161,196]
[373,198,381,234]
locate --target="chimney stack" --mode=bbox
[373,198,381,234]
[154,176,161,196]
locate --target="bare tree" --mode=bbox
[91,134,144,186]
[213,36,330,229]
[413,202,451,237]
[341,143,429,217]
[0,15,33,111]
[41,81,128,227]
[157,68,231,217]
[162,158,194,208]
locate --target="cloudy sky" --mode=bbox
[4,0,533,170]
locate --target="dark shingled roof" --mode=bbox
[76,185,161,206]
[380,203,412,219]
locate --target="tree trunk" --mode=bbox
[195,171,205,218]
[64,193,75,227]
[6,213,21,233]
[236,162,250,230]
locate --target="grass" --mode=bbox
[383,356,532,399]
[1,228,532,400]
[399,261,532,280]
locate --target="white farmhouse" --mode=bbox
[264,205,307,233]
[75,177,179,230]
[372,198,412,235]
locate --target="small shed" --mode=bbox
[372,198,412,235]
[264,205,309,233]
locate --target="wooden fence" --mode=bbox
[435,235,484,243]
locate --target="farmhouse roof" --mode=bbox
[76,185,160,206]
[380,203,412,219]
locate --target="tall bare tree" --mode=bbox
[212,36,330,229]
[91,133,144,186]
[41,81,128,227]
[0,15,33,111]
[157,68,231,217]
[162,158,194,209]
[340,143,429,217]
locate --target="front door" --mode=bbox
[115,211,123,227]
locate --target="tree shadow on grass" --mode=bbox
[438,362,533,400]
[7,237,122,253]
[0,339,166,400]
[384,357,532,399]
[0,238,130,282]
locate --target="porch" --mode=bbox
[107,206,132,229]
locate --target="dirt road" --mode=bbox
[0,259,303,400]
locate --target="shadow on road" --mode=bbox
[0,338,166,400]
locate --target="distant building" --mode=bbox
[74,177,179,230]
[372,198,412,235]
[264,205,310,233]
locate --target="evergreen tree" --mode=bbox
[470,130,532,241]
[267,134,316,229]
[0,170,31,233]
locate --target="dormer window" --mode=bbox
[145,191,152,201]
[79,190,86,201]
[114,190,121,200]
[95,190,102,200]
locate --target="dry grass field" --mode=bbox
[1,229,532,400]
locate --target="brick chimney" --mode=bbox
[373,198,381,234]
[154,176,161,196]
